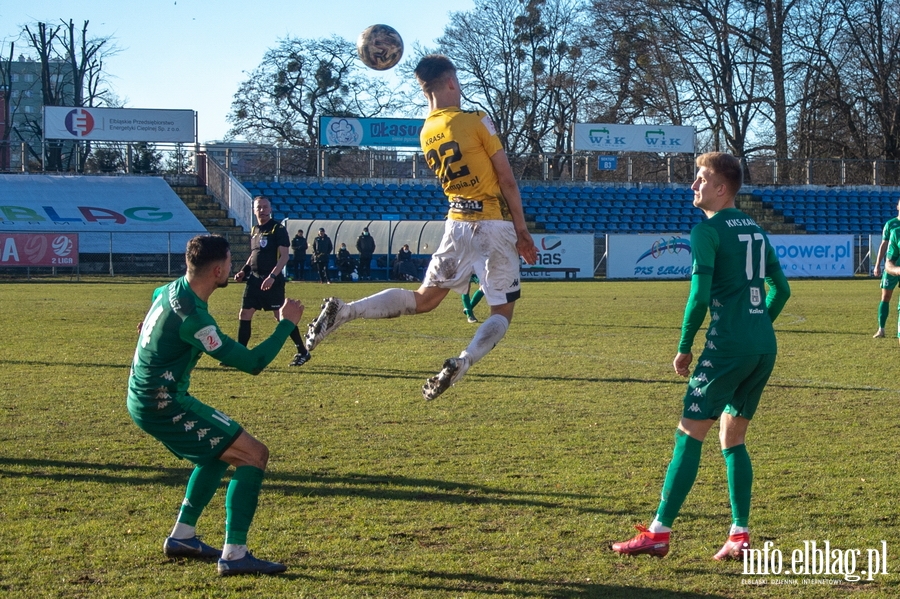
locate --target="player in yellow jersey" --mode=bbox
[305,54,538,400]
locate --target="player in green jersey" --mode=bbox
[880,225,900,345]
[872,201,900,338]
[613,153,791,561]
[128,235,304,576]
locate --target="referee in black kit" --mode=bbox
[233,195,311,366]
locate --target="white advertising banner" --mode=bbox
[0,175,206,252]
[521,234,594,279]
[607,234,693,279]
[769,235,854,277]
[574,124,695,153]
[43,107,195,142]
[607,233,855,279]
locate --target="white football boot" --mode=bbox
[305,297,349,351]
[422,356,470,401]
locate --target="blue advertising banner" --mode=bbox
[0,175,206,253]
[319,117,424,148]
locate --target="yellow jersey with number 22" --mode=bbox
[420,107,510,222]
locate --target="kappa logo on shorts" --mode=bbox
[156,390,171,400]
[701,360,714,368]
[691,387,703,397]
[712,312,720,321]
[184,420,197,432]
[688,402,702,413]
[510,278,519,288]
[210,437,223,448]
[693,372,708,383]
[157,400,172,409]
[173,412,185,424]
[706,340,717,350]
[197,428,210,440]
[162,371,176,382]
[709,327,718,336]
[712,299,723,307]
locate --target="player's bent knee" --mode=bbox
[222,432,269,469]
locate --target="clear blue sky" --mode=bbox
[0,0,474,142]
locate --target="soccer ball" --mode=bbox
[356,24,404,71]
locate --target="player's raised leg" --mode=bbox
[305,287,436,351]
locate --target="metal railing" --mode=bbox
[199,153,253,232]
[5,139,900,187]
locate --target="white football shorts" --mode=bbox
[422,219,522,306]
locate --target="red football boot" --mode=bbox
[713,532,750,561]
[612,524,670,557]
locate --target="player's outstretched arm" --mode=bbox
[213,300,303,375]
[490,149,538,265]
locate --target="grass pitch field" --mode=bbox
[1,278,898,598]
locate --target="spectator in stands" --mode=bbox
[337,243,356,282]
[356,227,376,280]
[312,227,333,285]
[303,54,538,402]
[872,199,900,338]
[290,229,308,281]
[234,196,311,367]
[393,244,416,281]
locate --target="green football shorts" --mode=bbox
[881,272,900,290]
[129,394,243,465]
[681,353,777,421]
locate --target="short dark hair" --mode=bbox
[253,195,269,204]
[185,235,230,275]
[696,152,743,195]
[414,54,456,94]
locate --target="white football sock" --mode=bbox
[222,543,248,561]
[170,522,196,539]
[648,519,672,533]
[461,314,509,365]
[730,525,749,535]
[347,288,417,320]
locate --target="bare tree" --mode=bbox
[0,42,14,169]
[228,35,402,174]
[21,20,116,171]
[439,0,602,178]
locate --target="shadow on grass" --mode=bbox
[274,364,684,386]
[0,457,624,515]
[0,359,131,370]
[288,564,731,598]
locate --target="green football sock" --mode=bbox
[462,294,473,313]
[178,460,229,526]
[655,430,703,527]
[224,465,265,546]
[723,444,753,527]
[471,288,484,309]
[879,301,890,328]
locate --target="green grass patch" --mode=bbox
[0,278,898,598]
